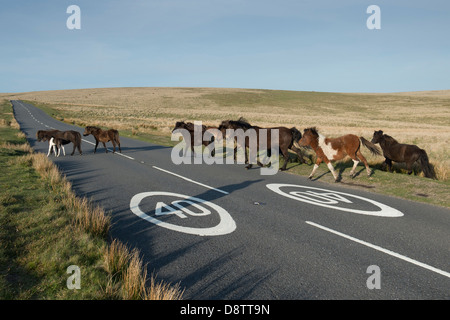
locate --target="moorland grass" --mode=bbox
[2,87,447,207]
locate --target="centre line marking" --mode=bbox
[306,221,450,279]
[19,102,227,195]
[80,139,135,160]
[152,166,229,195]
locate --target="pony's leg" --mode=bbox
[385,158,393,172]
[62,145,65,156]
[349,159,359,177]
[279,148,290,171]
[245,148,253,169]
[47,142,52,157]
[103,142,108,153]
[357,150,371,176]
[245,147,252,169]
[244,145,253,169]
[325,160,339,182]
[111,140,116,153]
[94,141,99,153]
[291,146,307,164]
[406,162,413,175]
[309,158,323,179]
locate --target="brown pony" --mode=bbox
[83,126,121,153]
[37,129,82,156]
[298,127,381,182]
[172,121,218,156]
[371,130,436,179]
[218,118,308,171]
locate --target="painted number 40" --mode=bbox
[156,200,211,219]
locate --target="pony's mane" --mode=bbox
[229,117,252,129]
[383,134,398,144]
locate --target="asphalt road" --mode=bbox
[12,100,450,299]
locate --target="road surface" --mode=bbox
[12,100,450,299]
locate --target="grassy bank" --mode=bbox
[0,100,183,299]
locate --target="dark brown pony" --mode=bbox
[218,118,308,171]
[172,121,217,156]
[83,126,121,153]
[37,129,82,156]
[298,127,380,182]
[371,130,436,179]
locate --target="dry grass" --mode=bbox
[10,148,111,239]
[27,151,183,299]
[104,239,184,300]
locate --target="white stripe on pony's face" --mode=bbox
[318,134,338,160]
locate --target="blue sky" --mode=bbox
[1,0,449,93]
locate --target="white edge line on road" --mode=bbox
[305,221,450,279]
[152,166,229,195]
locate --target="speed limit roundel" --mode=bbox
[130,191,236,236]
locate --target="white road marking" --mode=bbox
[266,183,404,217]
[130,191,236,236]
[18,101,229,195]
[152,166,229,195]
[306,221,450,279]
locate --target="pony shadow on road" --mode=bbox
[311,160,374,183]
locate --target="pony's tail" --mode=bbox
[291,127,302,148]
[112,129,120,143]
[418,149,436,179]
[360,137,382,156]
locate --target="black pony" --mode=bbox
[218,117,308,171]
[371,130,436,179]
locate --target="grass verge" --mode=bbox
[0,100,183,299]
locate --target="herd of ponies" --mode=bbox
[36,118,436,181]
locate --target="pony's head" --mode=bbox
[298,127,319,147]
[83,126,95,136]
[371,130,384,144]
[172,121,187,132]
[37,130,51,142]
